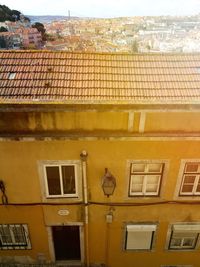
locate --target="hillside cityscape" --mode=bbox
[42,15,200,52]
[1,4,200,52]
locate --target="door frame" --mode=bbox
[47,222,84,264]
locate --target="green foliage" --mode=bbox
[32,22,47,41]
[32,22,45,33]
[0,5,29,22]
[45,33,56,41]
[146,44,151,51]
[11,9,21,20]
[24,16,30,22]
[131,40,139,53]
[0,26,8,32]
[0,37,6,48]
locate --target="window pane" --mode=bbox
[46,166,61,195]
[131,175,144,184]
[181,185,194,193]
[0,226,12,244]
[196,184,200,192]
[147,175,159,184]
[130,175,144,193]
[184,175,196,183]
[146,175,160,193]
[12,226,26,245]
[146,184,158,193]
[148,163,162,173]
[131,164,145,173]
[181,175,197,194]
[62,165,76,194]
[196,176,200,192]
[170,238,182,247]
[131,184,143,193]
[185,163,199,173]
[183,238,195,247]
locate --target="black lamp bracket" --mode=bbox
[0,180,8,205]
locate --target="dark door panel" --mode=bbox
[52,226,81,261]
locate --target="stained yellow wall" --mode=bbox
[1,139,200,266]
[145,112,200,132]
[1,105,200,266]
[1,109,200,134]
[1,139,198,202]
[0,111,129,133]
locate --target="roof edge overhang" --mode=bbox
[1,98,200,104]
[1,99,200,111]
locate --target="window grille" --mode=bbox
[0,224,31,250]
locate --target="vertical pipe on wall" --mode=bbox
[105,218,110,267]
[105,203,113,267]
[80,150,89,267]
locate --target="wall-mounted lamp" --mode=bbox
[102,168,116,197]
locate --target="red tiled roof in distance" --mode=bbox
[0,50,200,104]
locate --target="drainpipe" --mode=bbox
[80,150,89,267]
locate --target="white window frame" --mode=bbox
[169,232,198,250]
[179,162,200,196]
[0,224,31,250]
[174,159,200,199]
[124,223,157,251]
[166,223,200,251]
[44,163,79,198]
[128,160,166,197]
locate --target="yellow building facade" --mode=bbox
[0,51,200,267]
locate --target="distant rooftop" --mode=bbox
[0,50,200,104]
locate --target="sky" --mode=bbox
[1,0,200,18]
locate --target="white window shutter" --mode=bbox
[126,224,156,250]
[126,231,153,249]
[173,224,200,232]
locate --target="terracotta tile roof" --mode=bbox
[1,50,200,104]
